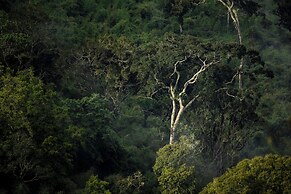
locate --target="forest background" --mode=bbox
[0,0,290,193]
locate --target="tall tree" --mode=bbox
[217,0,244,90]
[133,33,245,144]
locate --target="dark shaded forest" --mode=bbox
[0,0,290,193]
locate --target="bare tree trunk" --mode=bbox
[169,90,177,145]
[218,0,243,89]
[169,130,175,144]
[227,12,230,32]
[238,57,244,89]
[170,102,185,144]
[166,57,219,144]
[179,24,183,34]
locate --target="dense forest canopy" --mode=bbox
[0,0,290,193]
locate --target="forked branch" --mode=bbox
[168,55,220,144]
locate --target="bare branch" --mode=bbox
[218,0,242,44]
[170,56,187,90]
[216,87,244,101]
[185,94,200,110]
[169,56,187,78]
[192,0,206,6]
[181,56,220,96]
[226,70,239,85]
[167,54,220,144]
[154,73,166,87]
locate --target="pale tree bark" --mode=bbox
[218,0,244,89]
[179,24,183,34]
[167,56,220,144]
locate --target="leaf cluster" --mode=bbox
[201,154,291,194]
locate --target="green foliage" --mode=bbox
[84,175,111,194]
[240,0,291,157]
[0,4,61,84]
[163,0,204,17]
[66,94,127,175]
[90,35,136,90]
[107,171,159,194]
[0,0,290,193]
[0,70,74,193]
[65,35,140,98]
[112,171,145,194]
[277,0,291,30]
[0,10,31,73]
[189,58,266,173]
[153,137,196,193]
[0,70,69,139]
[158,165,195,194]
[200,154,291,194]
[112,96,166,171]
[132,32,235,97]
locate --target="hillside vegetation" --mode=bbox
[0,0,290,193]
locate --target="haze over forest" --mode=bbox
[0,0,290,193]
